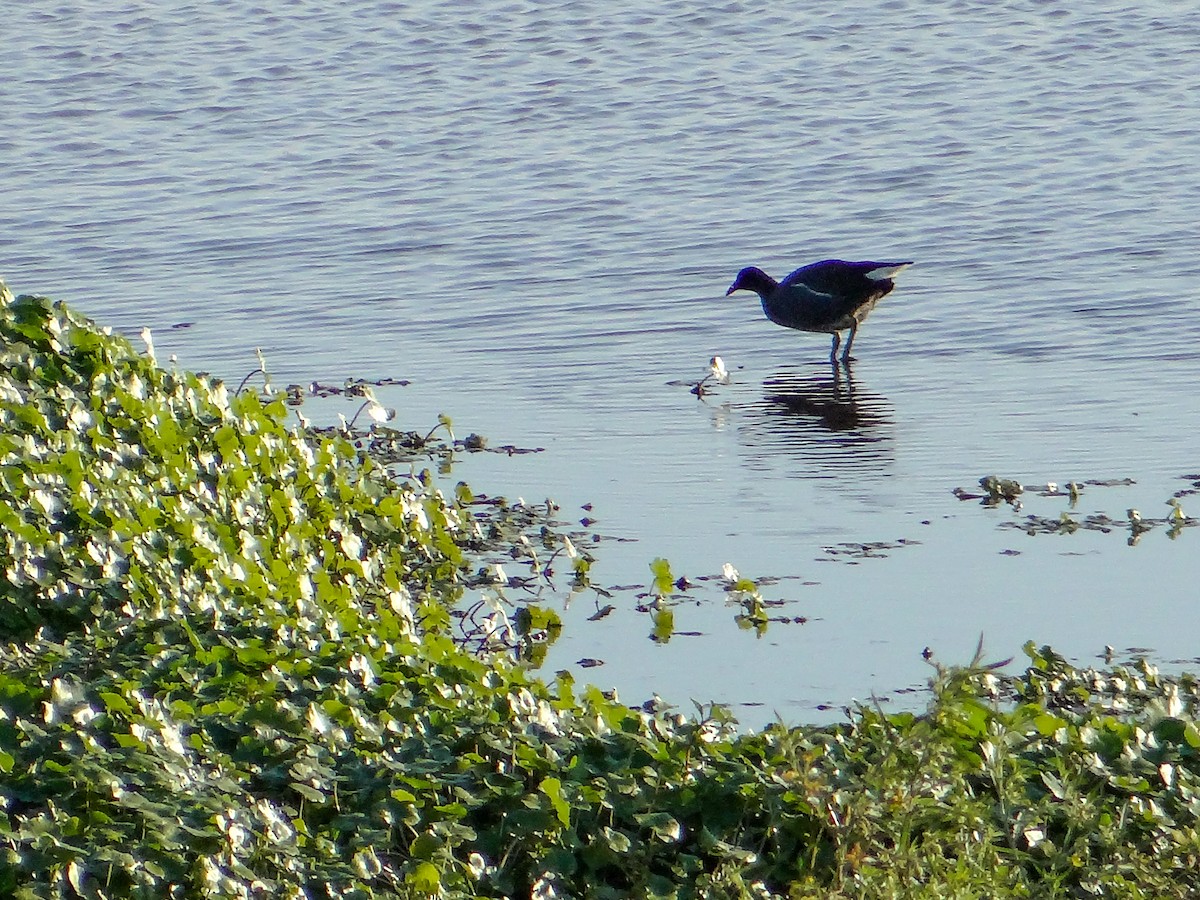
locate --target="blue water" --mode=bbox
[5,0,1200,724]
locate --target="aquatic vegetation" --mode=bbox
[957,475,1197,544]
[689,356,730,398]
[670,355,732,399]
[721,563,770,634]
[6,287,1200,897]
[629,560,808,642]
[973,474,1026,506]
[788,642,1200,898]
[818,539,921,563]
[0,286,593,893]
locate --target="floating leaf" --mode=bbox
[650,557,674,595]
[651,607,674,643]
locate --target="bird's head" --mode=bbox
[726,266,775,297]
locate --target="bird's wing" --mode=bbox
[779,264,836,296]
[782,259,911,293]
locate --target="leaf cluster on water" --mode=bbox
[5,286,1200,897]
[958,474,1196,544]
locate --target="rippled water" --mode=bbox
[6,1,1200,723]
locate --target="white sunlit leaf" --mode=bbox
[353,847,383,878]
[532,874,559,900]
[67,860,86,895]
[140,327,156,365]
[340,531,363,559]
[708,355,729,383]
[366,402,394,423]
[1165,685,1183,718]
[307,703,332,736]
[467,852,488,879]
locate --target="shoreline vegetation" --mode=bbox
[3,283,1200,897]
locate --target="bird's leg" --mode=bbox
[829,332,841,361]
[840,323,858,363]
[830,357,846,396]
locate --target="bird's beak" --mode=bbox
[725,284,738,296]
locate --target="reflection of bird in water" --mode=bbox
[726,259,912,363]
[762,365,884,432]
[737,365,894,476]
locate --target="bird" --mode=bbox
[726,258,912,362]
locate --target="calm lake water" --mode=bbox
[5,1,1200,725]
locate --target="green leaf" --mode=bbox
[410,832,443,860]
[601,826,632,853]
[540,776,571,827]
[1041,771,1067,800]
[113,733,147,751]
[291,783,326,804]
[99,692,132,715]
[649,557,673,595]
[635,811,682,843]
[214,425,240,459]
[651,607,674,643]
[407,861,441,893]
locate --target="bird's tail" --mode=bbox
[865,262,913,281]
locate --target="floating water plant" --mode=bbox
[956,475,1197,544]
[963,474,1025,507]
[681,355,730,398]
[818,538,921,563]
[722,563,769,633]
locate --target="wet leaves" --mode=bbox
[621,561,814,639]
[957,474,1198,544]
[0,286,614,894]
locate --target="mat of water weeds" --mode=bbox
[5,284,1200,898]
[956,474,1198,544]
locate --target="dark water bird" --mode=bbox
[726,259,913,362]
